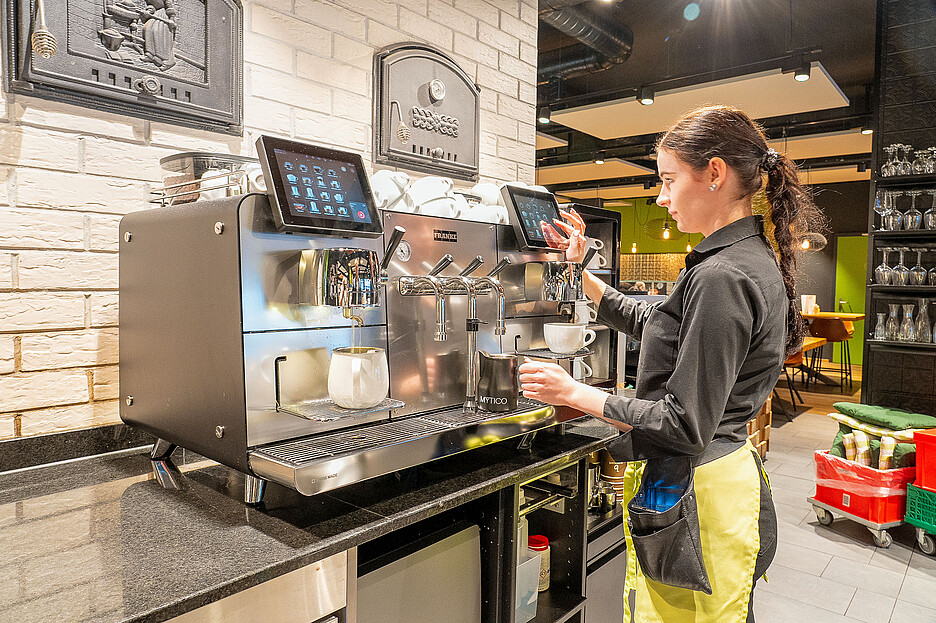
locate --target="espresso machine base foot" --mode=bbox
[244,474,266,504]
[149,439,186,491]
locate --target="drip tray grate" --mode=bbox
[277,397,404,422]
[517,348,593,360]
[255,399,551,467]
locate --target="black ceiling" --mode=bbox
[537,0,877,183]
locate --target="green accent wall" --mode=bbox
[833,235,867,365]
[603,198,704,255]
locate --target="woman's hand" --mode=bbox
[538,208,588,263]
[519,360,580,407]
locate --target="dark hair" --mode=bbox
[657,105,825,357]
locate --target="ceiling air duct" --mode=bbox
[538,0,634,85]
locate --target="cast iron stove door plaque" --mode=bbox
[2,0,243,135]
[374,42,480,181]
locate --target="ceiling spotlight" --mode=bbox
[861,127,874,135]
[538,106,551,124]
[794,61,811,82]
[594,152,605,165]
[638,86,655,105]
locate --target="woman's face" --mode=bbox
[655,149,716,235]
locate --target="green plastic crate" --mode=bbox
[906,484,936,534]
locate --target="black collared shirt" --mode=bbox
[599,215,787,461]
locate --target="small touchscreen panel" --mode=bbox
[502,185,562,251]
[256,136,383,236]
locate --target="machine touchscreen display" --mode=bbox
[256,136,383,236]
[501,185,563,251]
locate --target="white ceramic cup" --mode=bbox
[418,195,456,218]
[466,203,501,223]
[370,169,412,211]
[587,237,605,250]
[574,301,598,324]
[327,346,389,409]
[407,175,454,208]
[199,169,231,201]
[572,359,593,381]
[471,182,500,207]
[544,322,596,355]
[587,253,608,269]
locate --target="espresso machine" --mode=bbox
[119,136,591,503]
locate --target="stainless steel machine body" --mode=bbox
[119,193,577,500]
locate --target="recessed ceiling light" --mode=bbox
[794,62,811,82]
[861,127,873,135]
[594,152,605,165]
[638,86,654,105]
[683,2,700,20]
[538,106,551,124]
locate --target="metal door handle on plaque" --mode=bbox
[272,356,403,422]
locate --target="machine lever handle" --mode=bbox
[380,226,406,272]
[428,254,454,276]
[459,255,484,277]
[486,257,511,278]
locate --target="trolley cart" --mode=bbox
[808,496,901,548]
[905,484,936,556]
[809,451,917,549]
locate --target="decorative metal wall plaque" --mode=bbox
[374,43,480,181]
[2,0,243,135]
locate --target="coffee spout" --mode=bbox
[342,307,364,326]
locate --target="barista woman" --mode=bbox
[521,105,823,622]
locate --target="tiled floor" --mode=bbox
[753,365,936,623]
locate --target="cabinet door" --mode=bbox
[585,545,627,623]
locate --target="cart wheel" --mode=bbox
[873,530,893,549]
[920,532,936,556]
[815,507,834,526]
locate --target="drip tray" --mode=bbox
[249,399,556,496]
[277,397,405,422]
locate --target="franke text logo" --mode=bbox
[433,229,458,242]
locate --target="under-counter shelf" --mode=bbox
[530,588,587,623]
[867,339,936,349]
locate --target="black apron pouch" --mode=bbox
[627,455,712,595]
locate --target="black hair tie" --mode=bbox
[761,148,780,172]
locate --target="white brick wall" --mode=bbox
[0,0,537,438]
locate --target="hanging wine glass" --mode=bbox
[905,190,923,230]
[913,147,928,174]
[893,247,912,286]
[874,312,887,340]
[911,248,928,285]
[875,247,894,285]
[916,298,932,343]
[882,145,897,177]
[886,303,900,340]
[926,147,936,174]
[899,303,916,342]
[873,190,889,231]
[899,144,914,176]
[924,190,936,230]
[884,191,903,231]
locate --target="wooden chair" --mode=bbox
[808,318,855,391]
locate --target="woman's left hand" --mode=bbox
[519,360,579,406]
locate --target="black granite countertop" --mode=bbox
[0,419,617,623]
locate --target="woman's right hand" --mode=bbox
[540,208,588,262]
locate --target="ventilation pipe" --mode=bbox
[538,1,633,85]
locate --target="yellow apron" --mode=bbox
[622,441,765,623]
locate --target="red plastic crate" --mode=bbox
[813,451,916,525]
[915,429,936,493]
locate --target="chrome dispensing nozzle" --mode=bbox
[342,306,364,326]
[471,257,510,336]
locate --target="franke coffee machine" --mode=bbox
[119,136,594,503]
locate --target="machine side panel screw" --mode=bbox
[125,395,134,406]
[215,426,225,438]
[124,232,132,242]
[214,222,224,235]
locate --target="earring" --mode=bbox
[709,184,717,191]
